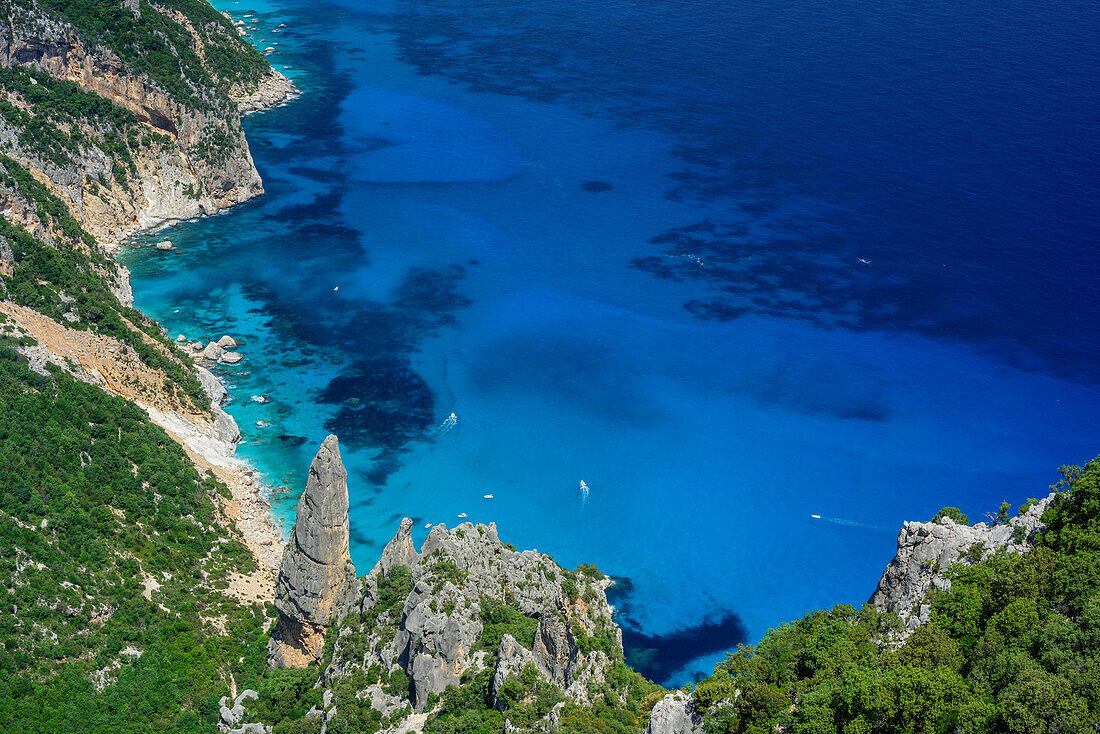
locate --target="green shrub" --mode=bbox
[932,506,970,525]
[477,598,539,652]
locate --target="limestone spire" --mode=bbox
[269,435,358,667]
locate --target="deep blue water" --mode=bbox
[122,0,1100,683]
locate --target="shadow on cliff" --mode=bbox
[609,577,749,685]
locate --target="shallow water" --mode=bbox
[123,0,1100,682]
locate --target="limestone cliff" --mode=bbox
[640,497,1059,734]
[226,434,636,731]
[869,494,1053,635]
[0,0,290,479]
[270,435,359,667]
[0,1,295,248]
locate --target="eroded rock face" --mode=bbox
[0,6,280,249]
[326,519,622,712]
[644,692,704,734]
[0,235,13,277]
[370,517,418,576]
[269,435,358,667]
[490,635,536,711]
[869,494,1053,635]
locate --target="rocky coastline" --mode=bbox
[0,2,299,594]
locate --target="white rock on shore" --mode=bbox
[235,69,298,113]
[202,342,225,362]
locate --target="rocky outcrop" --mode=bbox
[0,234,12,277]
[644,692,704,734]
[490,634,537,710]
[219,689,259,729]
[202,342,226,363]
[269,435,358,667]
[233,68,299,114]
[370,517,419,575]
[324,518,622,712]
[870,494,1053,635]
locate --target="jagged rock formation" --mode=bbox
[642,496,1058,734]
[644,692,704,734]
[870,494,1054,635]
[269,435,359,667]
[323,519,623,712]
[370,516,419,575]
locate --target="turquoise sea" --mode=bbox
[122,0,1100,683]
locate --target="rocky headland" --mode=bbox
[224,434,643,734]
[0,1,296,248]
[869,495,1054,635]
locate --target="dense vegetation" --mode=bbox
[8,0,267,109]
[692,459,1100,734]
[0,336,268,733]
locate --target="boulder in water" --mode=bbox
[202,343,225,362]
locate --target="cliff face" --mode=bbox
[644,692,703,734]
[270,435,359,668]
[640,498,1060,734]
[0,1,296,249]
[869,495,1053,635]
[0,0,292,476]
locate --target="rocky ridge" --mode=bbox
[641,497,1059,734]
[869,494,1054,634]
[328,517,623,712]
[0,1,295,257]
[0,0,292,610]
[236,435,636,733]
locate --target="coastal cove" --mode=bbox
[121,0,1100,684]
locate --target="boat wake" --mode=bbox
[432,412,458,439]
[810,514,886,531]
